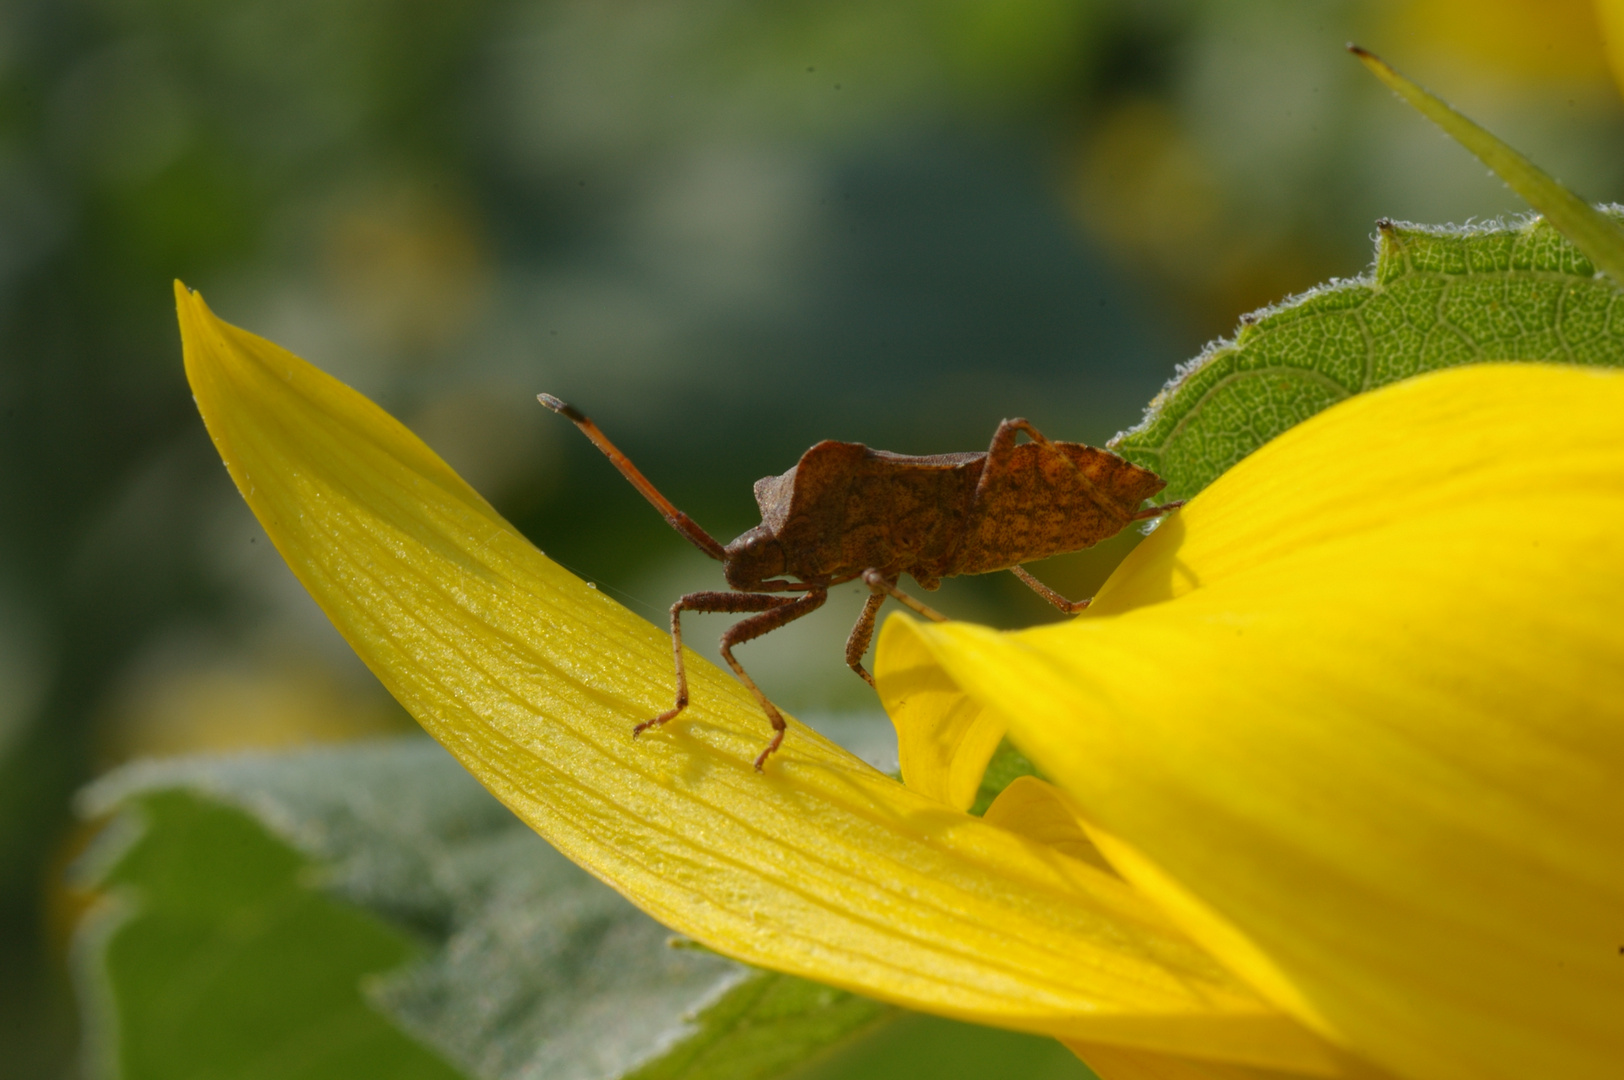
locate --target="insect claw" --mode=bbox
[634,701,685,738]
[753,727,785,771]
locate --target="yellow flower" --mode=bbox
[177,280,1624,1080]
[1600,0,1624,98]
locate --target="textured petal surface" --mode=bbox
[878,364,1624,1080]
[175,285,1351,1071]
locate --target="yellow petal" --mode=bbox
[886,647,1007,810]
[878,363,1624,1080]
[175,283,1353,1072]
[982,776,1113,876]
[1599,0,1624,99]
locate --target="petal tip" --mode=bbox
[173,281,214,350]
[172,279,205,319]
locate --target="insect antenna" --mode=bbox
[538,394,728,561]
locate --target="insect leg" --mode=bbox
[860,568,948,622]
[844,588,889,687]
[1010,564,1090,614]
[987,417,1053,449]
[1132,499,1185,520]
[638,591,798,741]
[714,589,829,769]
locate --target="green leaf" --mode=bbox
[624,970,892,1080]
[73,788,466,1080]
[793,1012,1102,1080]
[76,738,896,1080]
[1111,215,1624,501]
[1350,46,1624,290]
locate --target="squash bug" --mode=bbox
[539,394,1181,769]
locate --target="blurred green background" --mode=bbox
[3,0,1622,1075]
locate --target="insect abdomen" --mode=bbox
[951,442,1165,574]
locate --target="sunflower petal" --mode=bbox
[175,284,1351,1072]
[982,776,1113,876]
[885,625,1007,809]
[877,364,1624,1080]
[1603,0,1624,100]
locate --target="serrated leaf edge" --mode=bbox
[1108,211,1620,463]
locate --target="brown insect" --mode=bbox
[539,394,1181,769]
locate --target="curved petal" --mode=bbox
[887,646,1007,810]
[877,364,1624,1080]
[174,284,1352,1072]
[982,776,1114,875]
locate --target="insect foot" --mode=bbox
[632,696,687,739]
